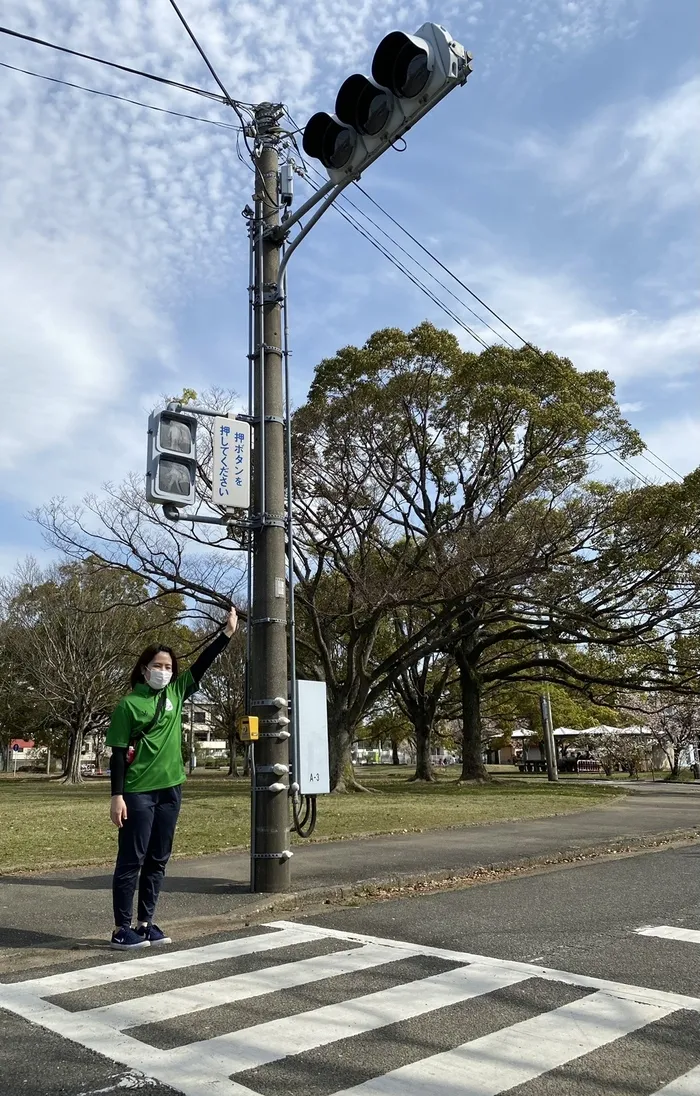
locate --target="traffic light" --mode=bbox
[146,409,198,506]
[302,23,472,183]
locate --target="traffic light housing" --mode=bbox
[146,409,197,506]
[302,23,472,183]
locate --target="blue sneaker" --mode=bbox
[136,922,172,946]
[110,926,151,951]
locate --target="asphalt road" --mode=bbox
[1,843,699,1095]
[2,785,698,956]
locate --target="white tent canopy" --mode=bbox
[510,725,651,739]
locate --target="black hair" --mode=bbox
[130,645,179,690]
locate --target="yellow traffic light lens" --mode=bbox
[359,87,392,135]
[336,74,393,136]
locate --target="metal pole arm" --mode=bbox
[162,504,253,527]
[267,176,335,239]
[278,176,354,285]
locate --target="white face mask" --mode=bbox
[146,667,172,690]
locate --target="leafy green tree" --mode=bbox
[293,322,700,786]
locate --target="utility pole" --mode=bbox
[250,103,291,892]
[539,689,558,782]
[536,626,559,782]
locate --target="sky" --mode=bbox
[0,0,698,573]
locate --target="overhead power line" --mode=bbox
[0,60,242,129]
[298,169,657,486]
[166,1,234,106]
[351,181,684,485]
[0,23,228,102]
[285,112,682,489]
[163,1,258,176]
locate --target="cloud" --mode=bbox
[450,249,700,387]
[642,415,700,478]
[517,74,700,218]
[0,0,675,524]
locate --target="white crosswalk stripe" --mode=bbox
[653,1065,700,1094]
[331,992,674,1095]
[87,943,417,1029]
[1,919,699,1096]
[636,924,700,945]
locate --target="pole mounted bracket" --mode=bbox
[252,851,293,860]
[260,515,285,529]
[251,616,287,625]
[263,287,284,304]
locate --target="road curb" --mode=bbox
[164,825,700,937]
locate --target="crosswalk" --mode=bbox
[1,919,700,1096]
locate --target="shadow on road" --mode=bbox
[0,925,92,951]
[0,875,251,895]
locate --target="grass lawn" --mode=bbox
[0,765,621,874]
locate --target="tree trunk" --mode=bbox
[455,651,488,782]
[62,726,85,784]
[671,748,681,779]
[227,733,239,777]
[391,741,400,766]
[328,711,369,793]
[410,715,436,782]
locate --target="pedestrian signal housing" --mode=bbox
[146,409,197,506]
[302,23,472,183]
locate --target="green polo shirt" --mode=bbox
[106,670,195,794]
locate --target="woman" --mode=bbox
[106,607,238,950]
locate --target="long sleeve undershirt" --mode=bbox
[110,631,231,796]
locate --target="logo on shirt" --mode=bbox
[165,698,174,712]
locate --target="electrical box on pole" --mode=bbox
[302,22,472,182]
[295,680,330,795]
[146,409,198,506]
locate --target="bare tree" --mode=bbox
[2,559,188,783]
[193,625,246,775]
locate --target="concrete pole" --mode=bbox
[250,104,291,892]
[539,689,559,782]
[534,615,558,781]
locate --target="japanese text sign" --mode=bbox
[212,416,251,510]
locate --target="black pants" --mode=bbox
[112,785,182,928]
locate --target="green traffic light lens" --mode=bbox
[325,125,355,169]
[159,459,191,497]
[303,112,356,170]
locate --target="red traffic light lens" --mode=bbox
[303,112,357,169]
[159,415,193,454]
[372,31,431,98]
[395,44,430,97]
